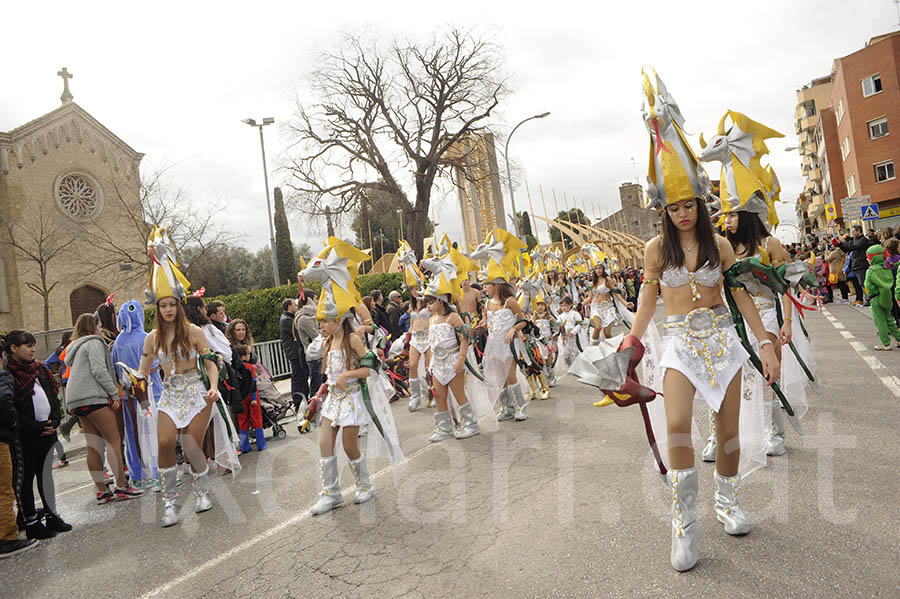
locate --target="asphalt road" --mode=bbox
[5,302,900,598]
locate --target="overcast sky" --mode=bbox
[3,1,897,252]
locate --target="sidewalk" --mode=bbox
[59,378,292,460]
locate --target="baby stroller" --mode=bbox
[255,361,293,441]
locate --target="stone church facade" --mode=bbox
[0,70,145,333]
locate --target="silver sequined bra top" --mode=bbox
[156,346,198,364]
[487,307,516,335]
[410,308,432,322]
[325,349,360,391]
[428,322,459,357]
[660,262,722,302]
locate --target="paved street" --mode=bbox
[5,303,900,598]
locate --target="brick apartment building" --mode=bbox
[829,31,900,230]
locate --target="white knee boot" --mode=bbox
[668,467,701,571]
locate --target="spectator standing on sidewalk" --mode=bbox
[370,290,391,332]
[280,298,308,410]
[841,226,877,305]
[66,314,143,505]
[207,300,228,335]
[826,240,849,303]
[0,348,39,557]
[386,291,403,341]
[45,331,75,467]
[294,293,322,397]
[5,330,73,539]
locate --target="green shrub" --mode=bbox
[207,272,404,342]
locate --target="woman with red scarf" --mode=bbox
[3,330,71,539]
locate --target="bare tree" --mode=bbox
[77,165,240,287]
[4,204,79,330]
[285,28,508,257]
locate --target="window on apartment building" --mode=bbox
[861,74,883,98]
[841,136,851,161]
[836,98,845,123]
[846,174,857,196]
[875,161,895,183]
[868,117,889,140]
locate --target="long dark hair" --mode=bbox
[184,296,210,326]
[0,330,36,355]
[153,300,193,360]
[659,199,720,272]
[96,302,118,336]
[226,319,254,347]
[323,317,357,371]
[591,264,607,287]
[725,211,770,257]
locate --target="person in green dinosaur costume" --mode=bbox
[864,244,900,351]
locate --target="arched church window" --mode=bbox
[54,171,104,221]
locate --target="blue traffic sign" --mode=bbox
[861,203,880,221]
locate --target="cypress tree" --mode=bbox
[273,187,297,284]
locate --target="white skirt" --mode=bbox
[590,301,618,328]
[319,384,369,428]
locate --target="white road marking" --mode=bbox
[822,308,900,398]
[137,441,440,599]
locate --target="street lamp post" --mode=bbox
[503,112,550,238]
[243,117,279,287]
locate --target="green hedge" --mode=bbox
[144,273,405,341]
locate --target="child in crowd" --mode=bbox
[864,244,900,351]
[557,297,583,367]
[235,344,266,453]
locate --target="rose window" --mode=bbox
[56,173,101,220]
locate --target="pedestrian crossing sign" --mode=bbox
[861,203,880,221]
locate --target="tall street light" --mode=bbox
[504,112,550,238]
[243,117,279,286]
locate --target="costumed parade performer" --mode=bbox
[111,300,163,490]
[570,68,777,572]
[864,244,900,350]
[699,109,813,459]
[533,294,563,389]
[397,240,432,412]
[582,248,633,343]
[422,248,497,441]
[301,239,404,516]
[557,296,584,367]
[470,229,530,422]
[137,227,240,528]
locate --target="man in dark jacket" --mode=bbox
[280,298,308,409]
[0,359,38,557]
[385,291,403,341]
[370,290,391,332]
[841,225,878,305]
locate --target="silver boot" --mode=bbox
[159,465,181,528]
[429,411,454,442]
[310,456,343,515]
[512,384,528,421]
[714,472,750,535]
[454,402,480,439]
[668,467,701,572]
[408,378,423,412]
[766,399,786,456]
[701,407,717,462]
[349,457,375,504]
[496,387,515,421]
[192,467,214,513]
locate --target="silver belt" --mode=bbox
[753,295,776,311]
[661,305,731,338]
[432,344,458,360]
[164,370,202,389]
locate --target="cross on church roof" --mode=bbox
[58,67,73,104]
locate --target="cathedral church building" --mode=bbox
[0,69,144,333]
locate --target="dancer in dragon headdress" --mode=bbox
[136,227,239,528]
[700,110,813,460]
[469,229,530,421]
[569,68,778,572]
[301,238,404,516]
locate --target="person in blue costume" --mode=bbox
[111,300,163,489]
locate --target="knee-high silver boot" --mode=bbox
[512,384,528,421]
[454,402,480,439]
[714,471,750,535]
[408,378,423,412]
[349,456,374,504]
[192,467,214,513]
[159,465,181,528]
[429,410,453,442]
[668,467,701,572]
[311,456,343,515]
[701,407,717,462]
[766,393,786,456]
[496,386,515,421]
